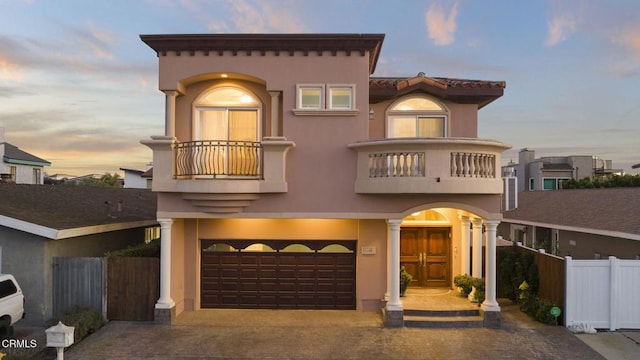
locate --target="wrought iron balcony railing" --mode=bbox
[173,140,263,178]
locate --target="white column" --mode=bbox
[459,215,470,275]
[164,90,178,138]
[482,220,500,311]
[384,224,391,301]
[386,219,403,311]
[268,91,281,137]
[471,218,483,278]
[156,218,175,309]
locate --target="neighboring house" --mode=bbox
[502,148,623,192]
[0,184,158,325]
[499,188,640,260]
[120,164,153,189]
[0,127,51,184]
[140,33,511,326]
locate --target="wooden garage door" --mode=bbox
[201,240,356,309]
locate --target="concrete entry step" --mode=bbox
[404,308,480,317]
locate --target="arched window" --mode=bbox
[191,86,262,176]
[387,96,448,138]
[194,86,260,142]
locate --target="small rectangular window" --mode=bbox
[298,85,323,109]
[529,178,534,191]
[543,178,557,190]
[328,86,353,109]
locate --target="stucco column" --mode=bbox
[459,215,470,275]
[164,90,178,138]
[482,220,501,311]
[386,219,403,311]
[471,218,483,278]
[268,91,281,137]
[156,218,175,309]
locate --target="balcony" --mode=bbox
[142,136,294,212]
[348,138,510,194]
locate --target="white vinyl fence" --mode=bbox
[565,256,640,330]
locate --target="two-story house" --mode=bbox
[0,127,51,184]
[141,33,510,326]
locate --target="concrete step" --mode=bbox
[404,315,484,328]
[404,308,480,317]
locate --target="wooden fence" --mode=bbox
[107,257,159,321]
[53,256,159,321]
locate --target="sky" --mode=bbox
[1,0,639,176]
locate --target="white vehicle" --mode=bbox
[0,274,24,338]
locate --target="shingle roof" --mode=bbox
[0,184,156,230]
[2,143,51,166]
[503,188,640,235]
[369,73,505,108]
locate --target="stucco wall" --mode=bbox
[559,230,640,260]
[0,227,46,326]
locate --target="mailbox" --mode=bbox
[46,321,75,348]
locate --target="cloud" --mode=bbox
[425,2,459,46]
[545,13,578,47]
[212,0,306,33]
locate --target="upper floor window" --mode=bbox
[193,86,261,142]
[294,84,356,115]
[387,96,448,138]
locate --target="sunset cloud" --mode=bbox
[425,2,459,46]
[545,13,578,47]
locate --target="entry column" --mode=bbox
[385,219,403,327]
[458,215,470,276]
[469,218,483,301]
[156,218,175,324]
[482,220,501,311]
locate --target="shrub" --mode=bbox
[471,277,485,304]
[50,306,106,342]
[105,239,160,257]
[535,298,560,325]
[454,274,474,296]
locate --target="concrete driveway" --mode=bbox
[58,300,615,360]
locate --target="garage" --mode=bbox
[201,240,356,309]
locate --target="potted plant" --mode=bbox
[400,266,413,296]
[454,273,474,296]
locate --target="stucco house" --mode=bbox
[0,184,157,325]
[140,33,511,326]
[499,187,640,259]
[0,127,51,184]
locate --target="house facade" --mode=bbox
[141,33,510,326]
[0,127,51,184]
[502,148,622,192]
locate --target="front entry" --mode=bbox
[400,227,451,287]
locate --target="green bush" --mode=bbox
[50,306,106,342]
[105,239,160,257]
[534,298,560,325]
[454,274,474,296]
[471,277,485,303]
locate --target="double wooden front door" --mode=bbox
[400,227,451,288]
